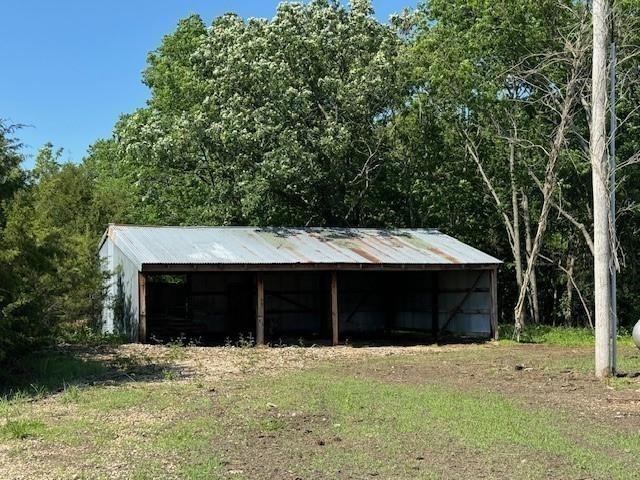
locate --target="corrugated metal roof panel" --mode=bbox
[102,225,502,268]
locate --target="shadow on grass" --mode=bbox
[0,345,183,400]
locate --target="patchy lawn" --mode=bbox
[1,341,639,479]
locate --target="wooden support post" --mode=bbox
[489,268,499,340]
[138,273,147,343]
[431,271,439,339]
[330,271,338,346]
[256,273,265,346]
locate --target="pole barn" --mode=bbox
[99,225,501,344]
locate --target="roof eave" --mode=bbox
[140,262,502,273]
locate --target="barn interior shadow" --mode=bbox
[266,333,491,348]
[345,334,490,348]
[0,345,184,401]
[209,330,490,348]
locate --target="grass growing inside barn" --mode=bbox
[1,336,639,479]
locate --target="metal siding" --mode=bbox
[99,239,114,333]
[103,225,501,268]
[439,270,491,336]
[265,272,324,335]
[338,272,387,334]
[101,237,139,340]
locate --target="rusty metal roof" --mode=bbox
[101,225,501,270]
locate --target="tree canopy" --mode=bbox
[115,1,410,226]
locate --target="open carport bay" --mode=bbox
[143,269,494,344]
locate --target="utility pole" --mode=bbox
[591,0,614,378]
[609,40,617,372]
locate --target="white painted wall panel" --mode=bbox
[100,238,140,340]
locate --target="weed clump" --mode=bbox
[0,419,46,440]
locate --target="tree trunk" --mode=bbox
[510,140,527,333]
[521,191,540,324]
[564,255,575,326]
[592,0,613,378]
[513,37,585,340]
[464,128,526,337]
[510,141,523,291]
[552,286,558,327]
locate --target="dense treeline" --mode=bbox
[1,0,639,360]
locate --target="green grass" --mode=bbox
[0,346,175,403]
[77,385,154,410]
[0,419,47,440]
[221,367,640,479]
[53,323,126,347]
[0,352,109,399]
[60,384,82,404]
[499,325,635,347]
[255,417,286,432]
[132,386,224,479]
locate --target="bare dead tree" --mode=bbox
[462,116,526,284]
[564,254,575,325]
[521,190,540,324]
[528,170,595,255]
[540,253,593,329]
[510,139,524,291]
[512,20,590,340]
[463,130,519,256]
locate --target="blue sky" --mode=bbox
[1,1,416,168]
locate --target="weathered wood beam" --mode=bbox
[256,273,265,346]
[142,263,501,273]
[331,271,338,346]
[138,273,147,343]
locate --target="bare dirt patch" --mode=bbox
[348,343,640,431]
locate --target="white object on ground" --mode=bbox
[632,320,640,349]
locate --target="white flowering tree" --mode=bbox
[117,0,408,226]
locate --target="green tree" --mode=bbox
[113,0,409,226]
[407,0,595,331]
[0,124,57,362]
[28,145,107,327]
[0,122,26,226]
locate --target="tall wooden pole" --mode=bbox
[609,41,617,371]
[591,0,613,377]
